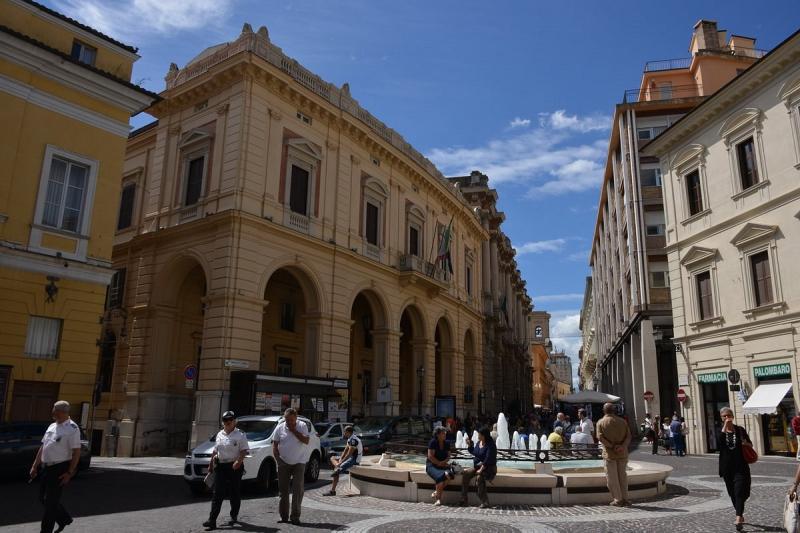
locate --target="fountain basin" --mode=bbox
[349,455,672,505]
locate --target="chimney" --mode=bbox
[693,20,721,51]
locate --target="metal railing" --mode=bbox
[644,57,692,72]
[623,83,703,104]
[643,47,767,73]
[397,254,449,284]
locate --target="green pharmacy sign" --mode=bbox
[754,363,791,379]
[697,372,727,384]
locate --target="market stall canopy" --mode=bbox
[742,382,793,415]
[560,390,621,403]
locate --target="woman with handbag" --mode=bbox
[203,411,249,531]
[718,407,755,531]
[426,426,454,506]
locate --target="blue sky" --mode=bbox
[47,1,799,380]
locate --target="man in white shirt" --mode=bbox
[570,425,594,447]
[272,408,310,525]
[29,400,81,533]
[578,409,595,443]
[204,411,249,530]
[324,426,362,496]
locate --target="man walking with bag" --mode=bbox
[273,408,310,525]
[29,401,82,533]
[596,402,632,506]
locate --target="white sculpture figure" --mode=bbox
[472,430,479,446]
[455,430,464,449]
[518,433,527,450]
[540,434,550,451]
[496,413,510,449]
[529,434,537,450]
[511,430,520,450]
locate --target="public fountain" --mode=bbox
[471,430,479,445]
[495,412,510,449]
[511,430,520,450]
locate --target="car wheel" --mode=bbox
[304,452,320,482]
[189,482,208,497]
[257,458,276,493]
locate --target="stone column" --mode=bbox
[373,328,401,416]
[302,313,325,377]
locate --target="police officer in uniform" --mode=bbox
[29,400,81,533]
[203,411,249,530]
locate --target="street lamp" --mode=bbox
[478,390,486,416]
[416,365,425,415]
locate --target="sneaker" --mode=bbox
[431,491,437,500]
[323,490,336,496]
[433,499,442,506]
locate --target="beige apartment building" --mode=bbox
[579,277,597,391]
[586,21,763,429]
[643,29,800,456]
[95,24,533,456]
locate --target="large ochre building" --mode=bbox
[98,24,535,456]
[0,0,155,424]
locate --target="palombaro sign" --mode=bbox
[753,363,791,379]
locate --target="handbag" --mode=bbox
[742,444,758,464]
[785,492,800,533]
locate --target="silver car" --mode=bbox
[183,415,322,495]
[314,422,352,460]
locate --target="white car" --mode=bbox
[314,422,353,459]
[184,414,322,495]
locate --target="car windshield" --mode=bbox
[237,420,277,441]
[355,418,391,432]
[315,423,331,434]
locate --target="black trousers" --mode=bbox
[209,462,244,522]
[39,461,71,533]
[723,471,751,516]
[651,431,658,454]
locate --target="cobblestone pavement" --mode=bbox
[1,448,796,532]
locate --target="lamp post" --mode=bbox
[416,365,425,416]
[478,390,486,416]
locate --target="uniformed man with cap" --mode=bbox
[203,411,249,531]
[29,400,81,533]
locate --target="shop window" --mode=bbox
[117,182,136,230]
[24,316,62,359]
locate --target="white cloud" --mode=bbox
[51,0,233,41]
[427,110,608,196]
[514,238,567,255]
[566,249,591,262]
[509,117,531,128]
[532,293,584,303]
[539,110,611,133]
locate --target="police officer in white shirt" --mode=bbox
[29,400,81,533]
[203,411,249,531]
[272,407,310,525]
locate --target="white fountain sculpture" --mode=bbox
[518,433,527,450]
[529,433,537,450]
[472,430,479,446]
[455,430,464,449]
[540,434,550,451]
[496,413,510,449]
[511,430,520,450]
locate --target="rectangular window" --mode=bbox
[466,263,473,296]
[42,156,89,232]
[646,224,665,236]
[280,303,295,332]
[696,271,713,320]
[117,183,136,230]
[409,225,420,257]
[750,251,773,307]
[650,271,669,288]
[277,357,293,377]
[637,128,652,141]
[289,165,310,215]
[640,168,662,187]
[685,169,703,216]
[70,40,97,66]
[659,82,673,100]
[24,317,61,359]
[106,268,126,309]
[736,137,759,190]
[365,202,379,245]
[184,156,204,206]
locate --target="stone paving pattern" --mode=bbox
[0,448,796,532]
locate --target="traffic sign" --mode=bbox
[184,364,198,380]
[643,390,654,401]
[728,369,741,384]
[677,388,687,403]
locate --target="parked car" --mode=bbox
[330,415,430,456]
[183,415,322,495]
[314,422,352,460]
[0,422,91,479]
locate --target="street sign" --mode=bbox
[677,388,687,403]
[224,359,250,369]
[184,364,198,380]
[643,390,654,401]
[728,369,741,384]
[729,384,741,392]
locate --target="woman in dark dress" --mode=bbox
[461,427,497,508]
[718,407,753,531]
[426,426,453,505]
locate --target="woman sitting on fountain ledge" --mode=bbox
[426,426,454,505]
[461,427,497,508]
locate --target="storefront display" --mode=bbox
[698,371,729,452]
[745,363,796,456]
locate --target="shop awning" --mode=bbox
[742,382,793,415]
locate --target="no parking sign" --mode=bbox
[184,364,198,389]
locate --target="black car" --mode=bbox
[331,415,430,456]
[0,422,91,479]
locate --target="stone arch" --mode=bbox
[348,288,390,416]
[152,250,212,306]
[345,283,389,329]
[260,262,324,377]
[398,303,427,414]
[257,257,325,314]
[434,315,455,396]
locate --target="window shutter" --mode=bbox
[750,251,773,306]
[696,271,712,320]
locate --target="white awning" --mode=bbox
[742,382,793,415]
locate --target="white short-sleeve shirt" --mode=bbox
[215,427,249,462]
[273,420,310,465]
[580,418,594,436]
[41,419,81,464]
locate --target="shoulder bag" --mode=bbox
[739,427,758,464]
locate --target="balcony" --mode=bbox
[646,235,666,250]
[285,210,310,233]
[644,57,692,72]
[623,84,702,104]
[649,287,671,305]
[641,185,663,203]
[397,254,449,297]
